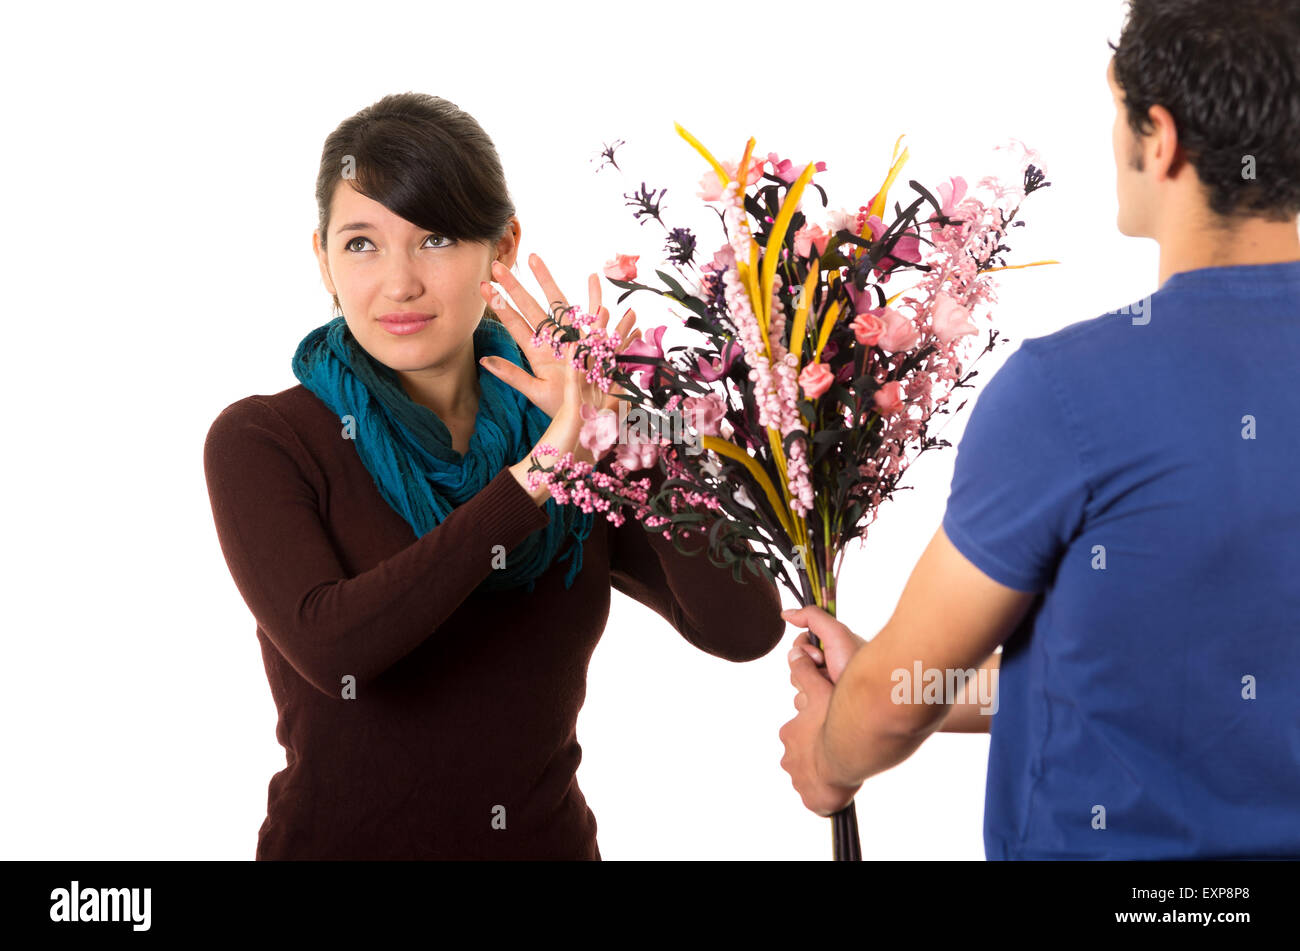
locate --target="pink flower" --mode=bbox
[876,308,920,354]
[703,243,736,273]
[683,393,727,436]
[690,338,744,382]
[861,215,923,276]
[873,380,906,416]
[995,138,1045,174]
[620,324,667,389]
[603,254,639,282]
[827,207,858,234]
[698,157,766,201]
[614,427,659,471]
[936,176,968,217]
[766,152,827,184]
[579,405,619,458]
[851,310,886,347]
[798,362,834,399]
[931,292,978,347]
[886,232,922,268]
[793,223,831,259]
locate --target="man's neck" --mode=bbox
[1157,213,1300,288]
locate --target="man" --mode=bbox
[779,0,1300,860]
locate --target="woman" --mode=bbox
[202,92,784,860]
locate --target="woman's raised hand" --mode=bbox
[482,253,640,502]
[479,253,638,421]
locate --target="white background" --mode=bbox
[2,0,1162,860]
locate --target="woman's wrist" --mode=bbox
[509,459,551,506]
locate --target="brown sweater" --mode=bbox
[202,385,784,860]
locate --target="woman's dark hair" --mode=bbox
[314,92,516,321]
[1108,0,1300,222]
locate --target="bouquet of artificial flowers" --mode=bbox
[525,127,1053,859]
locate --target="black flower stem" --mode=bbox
[797,564,862,861]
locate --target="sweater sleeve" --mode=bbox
[202,397,551,697]
[605,460,785,662]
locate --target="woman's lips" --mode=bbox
[378,314,435,336]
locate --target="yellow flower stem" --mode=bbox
[737,137,757,191]
[788,258,820,371]
[762,161,818,332]
[812,300,843,364]
[983,259,1060,273]
[701,436,796,541]
[674,122,730,190]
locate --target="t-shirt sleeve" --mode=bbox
[604,460,785,662]
[202,397,551,697]
[940,342,1091,594]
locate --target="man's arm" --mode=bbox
[817,524,1035,785]
[937,649,1000,733]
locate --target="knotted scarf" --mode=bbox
[291,315,594,593]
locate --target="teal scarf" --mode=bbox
[291,316,594,593]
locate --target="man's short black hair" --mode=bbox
[1109,0,1300,222]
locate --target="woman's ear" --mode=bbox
[313,230,338,299]
[496,216,522,271]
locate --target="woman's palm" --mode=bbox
[480,254,639,420]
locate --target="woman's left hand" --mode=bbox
[479,253,639,422]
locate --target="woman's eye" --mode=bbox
[342,235,451,252]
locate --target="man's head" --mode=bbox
[1107,0,1300,239]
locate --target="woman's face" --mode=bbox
[313,180,517,374]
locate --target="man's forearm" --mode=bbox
[938,650,1001,733]
[818,637,946,786]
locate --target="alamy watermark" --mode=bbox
[1105,295,1152,326]
[50,881,151,931]
[612,399,708,455]
[890,661,999,715]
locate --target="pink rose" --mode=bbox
[851,310,886,347]
[579,405,619,459]
[683,393,726,436]
[793,223,831,259]
[603,254,638,282]
[876,308,920,354]
[873,380,906,416]
[931,292,978,347]
[798,362,834,399]
[614,427,659,471]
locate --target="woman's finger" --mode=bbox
[492,258,553,331]
[588,272,602,323]
[480,355,544,406]
[526,254,572,327]
[613,309,636,347]
[482,279,542,356]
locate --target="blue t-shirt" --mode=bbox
[941,259,1300,859]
